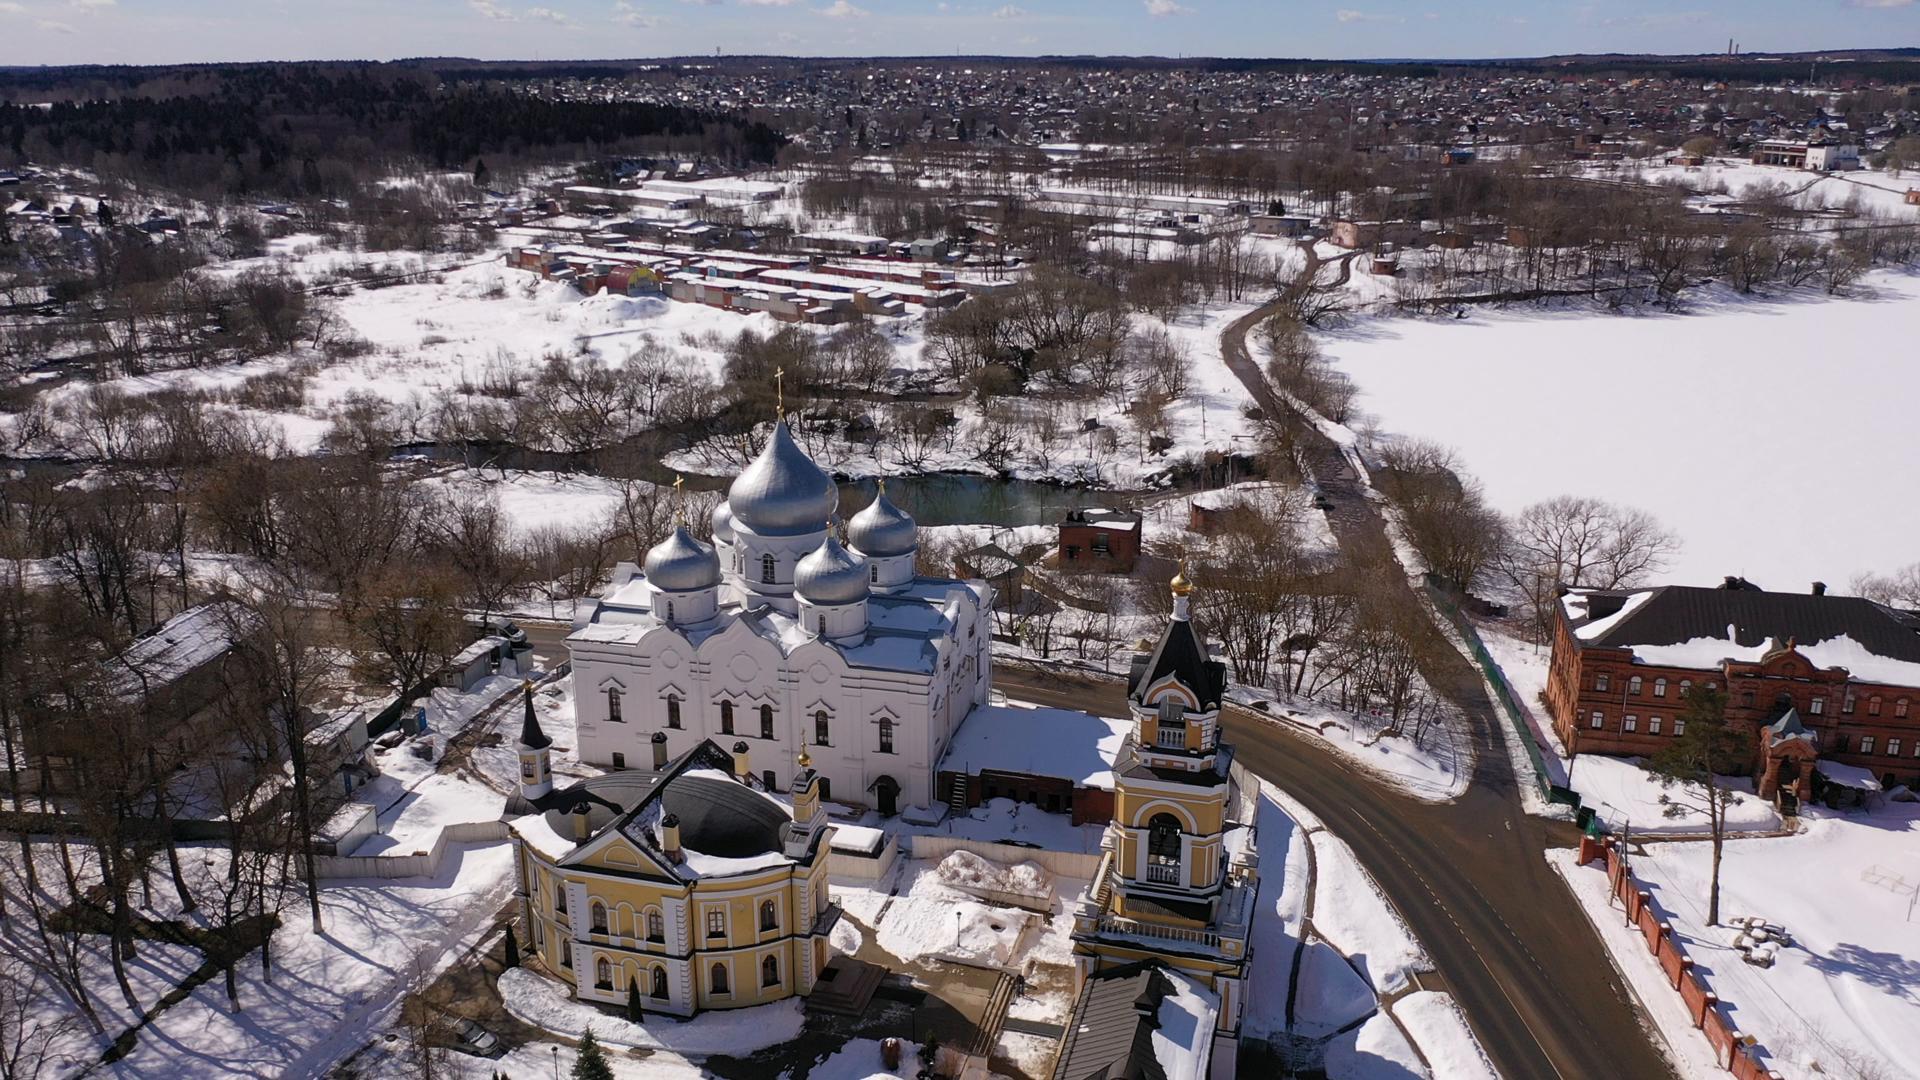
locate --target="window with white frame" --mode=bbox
[1596,672,1610,693]
[1675,717,1687,736]
[1861,735,1876,754]
[1590,711,1604,729]
[1653,678,1667,698]
[1628,676,1643,695]
[607,687,623,723]
[706,909,726,939]
[1890,738,1903,758]
[1623,714,1638,732]
[1649,716,1662,735]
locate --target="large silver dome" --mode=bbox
[728,421,837,537]
[795,535,870,606]
[644,524,721,592]
[847,486,917,558]
[710,500,736,544]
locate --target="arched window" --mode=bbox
[666,600,676,624]
[1628,676,1643,695]
[590,901,608,934]
[651,965,669,999]
[710,962,730,995]
[878,717,894,754]
[760,704,775,739]
[760,899,778,932]
[761,554,776,584]
[1653,678,1667,698]
[554,886,569,924]
[595,956,613,989]
[645,908,664,943]
[667,695,682,729]
[720,700,735,735]
[762,954,780,987]
[1869,696,1883,717]
[607,687,623,723]
[1898,698,1911,719]
[814,710,831,746]
[1146,814,1182,885]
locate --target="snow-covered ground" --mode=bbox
[1230,691,1471,803]
[1321,270,1920,590]
[497,966,805,1056]
[1551,800,1920,1080]
[1245,789,1493,1078]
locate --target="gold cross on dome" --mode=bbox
[774,366,785,418]
[672,474,686,523]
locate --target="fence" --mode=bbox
[1424,576,1584,813]
[905,834,1104,880]
[1577,836,1785,1080]
[311,819,511,880]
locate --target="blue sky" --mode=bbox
[0,1,1913,66]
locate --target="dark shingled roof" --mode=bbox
[1570,586,1920,663]
[1129,616,1226,713]
[1051,961,1205,1080]
[660,773,788,858]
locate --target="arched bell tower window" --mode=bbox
[761,554,776,584]
[760,704,775,739]
[1145,814,1182,885]
[720,700,735,735]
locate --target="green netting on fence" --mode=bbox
[1424,576,1555,797]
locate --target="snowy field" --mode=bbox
[1323,270,1920,590]
[1552,800,1920,1080]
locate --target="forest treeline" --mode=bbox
[0,64,783,197]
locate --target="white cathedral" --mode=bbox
[568,419,992,814]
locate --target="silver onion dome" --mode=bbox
[795,535,870,606]
[847,486,918,558]
[644,524,721,592]
[727,421,837,537]
[710,500,736,545]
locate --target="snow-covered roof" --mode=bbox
[109,600,259,701]
[941,702,1129,790]
[1816,760,1882,792]
[1561,586,1920,687]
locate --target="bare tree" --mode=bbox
[1499,495,1680,640]
[1850,563,1920,609]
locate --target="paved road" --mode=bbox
[1207,269,1674,1077]
[995,664,1671,1080]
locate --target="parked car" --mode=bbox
[437,1016,501,1057]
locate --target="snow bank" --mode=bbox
[1571,755,1780,836]
[794,1037,923,1080]
[497,967,805,1055]
[932,848,1054,901]
[1310,832,1430,995]
[1324,1010,1429,1080]
[1393,992,1499,1080]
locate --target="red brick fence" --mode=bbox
[1577,836,1785,1080]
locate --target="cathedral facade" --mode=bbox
[569,419,992,813]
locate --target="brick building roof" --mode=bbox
[1565,585,1920,664]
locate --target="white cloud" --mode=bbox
[614,0,663,23]
[1845,0,1912,7]
[1335,8,1402,22]
[523,5,580,23]
[470,0,516,19]
[68,0,116,9]
[1144,0,1192,14]
[678,0,722,6]
[36,17,75,31]
[992,3,1026,17]
[0,2,29,14]
[817,0,865,15]
[741,0,799,5]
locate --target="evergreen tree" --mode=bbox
[626,979,643,1023]
[1647,684,1750,925]
[572,1028,615,1080]
[474,157,490,188]
[503,923,519,968]
[97,202,116,228]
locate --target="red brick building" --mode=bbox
[1547,580,1920,804]
[1057,508,1141,574]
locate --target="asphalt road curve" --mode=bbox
[994,664,1676,1080]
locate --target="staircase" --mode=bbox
[968,971,1018,1057]
[948,775,970,817]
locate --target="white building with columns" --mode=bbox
[568,419,992,813]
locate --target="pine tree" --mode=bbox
[626,979,643,1023]
[474,158,490,188]
[503,924,519,968]
[572,1027,615,1080]
[1647,684,1750,925]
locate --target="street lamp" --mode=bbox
[551,1044,560,1080]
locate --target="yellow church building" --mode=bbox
[1068,572,1260,1076]
[506,689,841,1017]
